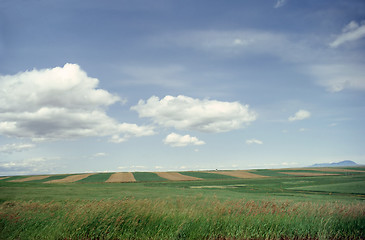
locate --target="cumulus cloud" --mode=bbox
[274,0,287,8]
[330,20,365,48]
[311,64,365,92]
[0,143,35,154]
[245,139,263,145]
[163,132,205,147]
[0,63,155,142]
[288,110,311,121]
[131,95,257,133]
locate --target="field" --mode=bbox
[1,167,365,239]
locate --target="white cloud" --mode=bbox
[131,95,257,133]
[0,63,155,142]
[0,143,35,154]
[245,139,263,145]
[311,64,365,92]
[157,29,315,63]
[0,157,58,175]
[330,20,365,48]
[163,132,205,147]
[288,110,311,121]
[93,152,107,157]
[274,0,287,8]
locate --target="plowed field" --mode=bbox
[105,172,136,182]
[45,173,95,183]
[155,172,202,181]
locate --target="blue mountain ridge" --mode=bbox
[310,160,358,168]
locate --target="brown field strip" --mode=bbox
[210,170,267,179]
[306,168,365,173]
[45,173,95,183]
[8,175,50,182]
[0,176,10,180]
[155,172,202,181]
[105,172,136,183]
[279,172,340,176]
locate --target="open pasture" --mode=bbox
[1,166,365,239]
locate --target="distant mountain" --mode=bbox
[310,160,359,168]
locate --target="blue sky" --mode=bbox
[1,0,365,175]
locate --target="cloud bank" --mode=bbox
[288,110,311,121]
[163,133,205,147]
[0,63,155,142]
[131,95,257,133]
[0,143,35,154]
[311,64,365,92]
[330,20,365,48]
[0,157,56,175]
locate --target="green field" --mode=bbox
[77,173,114,183]
[1,167,365,239]
[133,172,166,182]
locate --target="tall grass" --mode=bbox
[1,197,364,239]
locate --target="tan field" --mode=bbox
[155,172,202,181]
[105,172,136,183]
[45,173,95,183]
[210,170,267,179]
[279,172,339,176]
[307,168,365,173]
[9,175,50,182]
[0,176,10,180]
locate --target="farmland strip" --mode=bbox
[0,176,10,180]
[155,172,202,181]
[9,175,50,182]
[45,173,95,183]
[306,168,365,173]
[279,172,339,176]
[210,170,267,179]
[105,172,136,183]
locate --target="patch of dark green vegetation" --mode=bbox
[249,169,290,177]
[279,169,363,176]
[77,173,113,183]
[342,166,365,171]
[179,171,238,179]
[133,172,166,182]
[0,176,28,181]
[29,174,74,183]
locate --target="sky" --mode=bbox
[0,0,365,176]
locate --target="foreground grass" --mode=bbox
[1,173,365,239]
[1,197,364,240]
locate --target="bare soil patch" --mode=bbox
[155,172,202,181]
[9,175,50,182]
[105,172,136,183]
[210,171,267,179]
[279,172,339,176]
[0,176,10,180]
[45,173,95,183]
